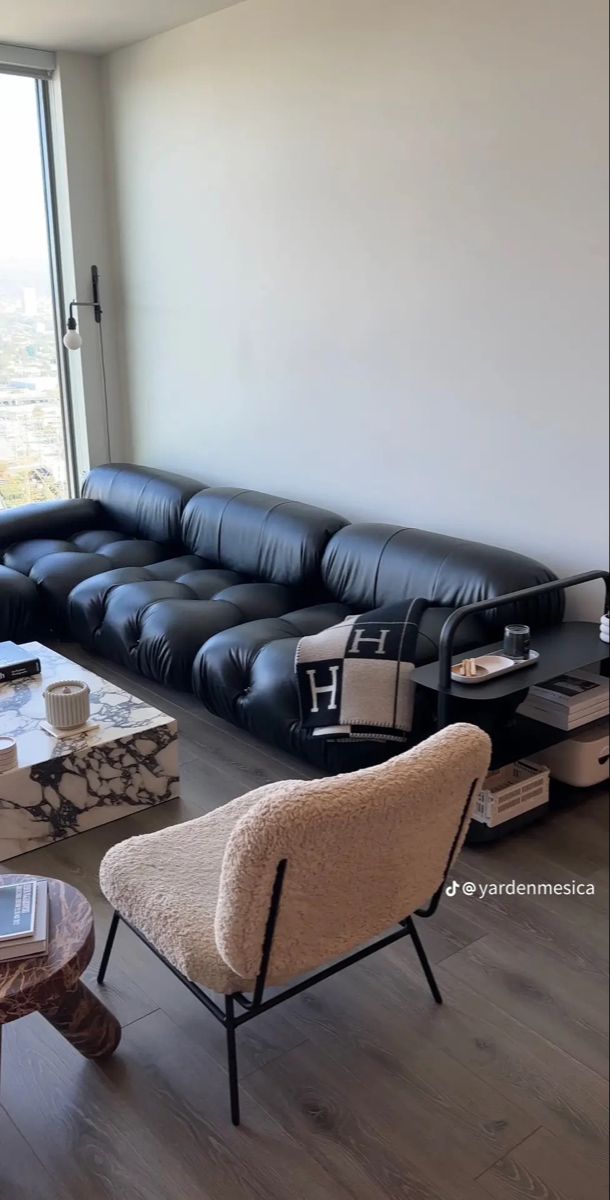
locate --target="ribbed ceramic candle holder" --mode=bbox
[44,680,91,730]
[0,736,18,773]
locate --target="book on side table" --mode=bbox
[0,880,49,964]
[518,669,609,732]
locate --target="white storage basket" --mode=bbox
[474,760,550,828]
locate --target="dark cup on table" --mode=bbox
[504,624,531,660]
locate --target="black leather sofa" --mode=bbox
[0,462,564,771]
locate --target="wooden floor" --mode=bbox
[1,643,608,1200]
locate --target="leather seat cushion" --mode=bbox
[193,605,351,768]
[68,563,302,690]
[26,537,173,624]
[4,538,94,576]
[6,532,168,580]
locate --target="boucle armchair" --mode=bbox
[98,722,491,1125]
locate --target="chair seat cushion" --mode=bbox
[99,789,280,993]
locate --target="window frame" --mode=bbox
[36,76,78,499]
[0,65,77,503]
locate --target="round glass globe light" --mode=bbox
[63,328,83,351]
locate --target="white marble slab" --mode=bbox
[0,644,179,861]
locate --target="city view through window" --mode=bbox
[0,73,70,510]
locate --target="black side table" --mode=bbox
[412,571,609,842]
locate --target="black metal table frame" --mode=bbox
[435,570,610,729]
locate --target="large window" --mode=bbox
[0,72,71,509]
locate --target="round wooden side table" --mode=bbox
[0,874,121,1075]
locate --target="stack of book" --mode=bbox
[518,669,610,732]
[0,880,49,965]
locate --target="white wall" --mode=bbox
[51,52,126,479]
[103,0,609,614]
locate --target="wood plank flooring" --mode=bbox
[1,643,608,1200]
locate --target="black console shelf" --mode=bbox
[412,570,610,842]
[413,622,608,706]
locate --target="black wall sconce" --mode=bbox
[63,264,102,350]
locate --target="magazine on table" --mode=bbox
[526,670,609,709]
[0,880,37,941]
[0,882,49,964]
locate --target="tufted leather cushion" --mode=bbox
[25,539,174,626]
[193,605,349,758]
[4,539,86,576]
[4,533,164,579]
[83,462,205,545]
[68,560,300,690]
[0,565,41,643]
[321,525,564,632]
[181,488,347,592]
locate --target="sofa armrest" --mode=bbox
[0,498,105,558]
[193,604,348,724]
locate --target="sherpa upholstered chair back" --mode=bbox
[215,723,491,987]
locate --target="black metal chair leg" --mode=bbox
[97,911,120,985]
[405,917,443,1005]
[225,995,241,1126]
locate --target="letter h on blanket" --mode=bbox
[307,665,340,714]
[295,598,430,744]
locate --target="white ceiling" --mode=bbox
[0,0,244,55]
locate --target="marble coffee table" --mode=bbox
[0,644,179,862]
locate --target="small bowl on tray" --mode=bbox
[451,651,540,685]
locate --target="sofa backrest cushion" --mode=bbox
[0,498,104,558]
[321,524,564,632]
[181,488,347,589]
[82,463,204,547]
